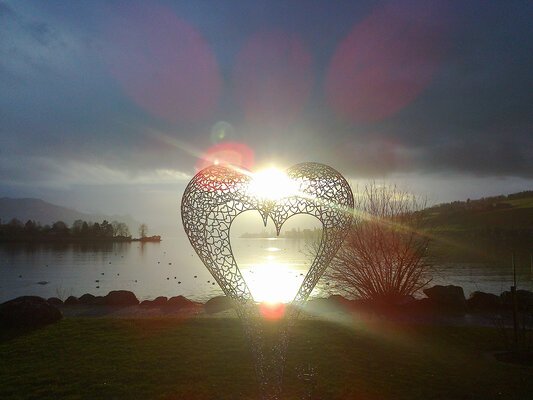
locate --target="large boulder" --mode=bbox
[64,296,80,305]
[204,296,234,314]
[79,293,97,305]
[140,296,168,307]
[152,296,168,306]
[406,297,435,314]
[517,290,533,307]
[104,290,139,307]
[329,294,355,309]
[47,297,63,306]
[166,295,194,309]
[0,296,62,328]
[467,291,500,311]
[501,290,533,308]
[423,285,466,312]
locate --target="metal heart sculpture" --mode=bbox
[181,162,354,317]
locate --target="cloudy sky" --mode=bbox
[0,0,531,232]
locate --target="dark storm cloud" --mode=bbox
[325,0,533,178]
[0,1,13,17]
[0,0,531,189]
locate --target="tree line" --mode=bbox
[0,218,131,241]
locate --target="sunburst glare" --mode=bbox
[247,167,298,200]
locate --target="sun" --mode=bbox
[247,167,298,200]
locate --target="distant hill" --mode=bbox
[424,190,533,231]
[0,198,139,230]
[422,191,533,261]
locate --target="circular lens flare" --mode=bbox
[104,3,221,124]
[196,142,255,171]
[259,302,286,320]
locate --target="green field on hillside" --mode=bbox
[422,191,533,262]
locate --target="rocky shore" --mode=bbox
[2,285,532,330]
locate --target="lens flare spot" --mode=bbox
[259,302,286,320]
[104,3,221,124]
[197,142,255,170]
[210,121,235,144]
[325,1,449,123]
[233,30,313,126]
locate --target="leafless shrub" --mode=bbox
[324,183,433,303]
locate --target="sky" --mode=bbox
[0,0,532,234]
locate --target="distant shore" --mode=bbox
[0,235,161,244]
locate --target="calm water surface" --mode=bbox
[1,236,532,303]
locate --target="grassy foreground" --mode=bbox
[0,316,531,399]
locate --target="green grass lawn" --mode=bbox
[0,317,531,399]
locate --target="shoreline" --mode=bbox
[3,286,531,328]
[0,236,161,244]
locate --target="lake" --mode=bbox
[1,236,532,303]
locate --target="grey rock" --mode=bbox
[152,296,168,306]
[166,295,194,309]
[423,285,466,312]
[0,296,62,328]
[64,296,80,305]
[467,291,500,310]
[140,297,168,307]
[78,293,97,305]
[104,290,139,307]
[501,290,533,308]
[204,296,234,314]
[47,297,63,306]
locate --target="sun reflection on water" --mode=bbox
[241,262,305,304]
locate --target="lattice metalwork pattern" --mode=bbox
[181,162,354,398]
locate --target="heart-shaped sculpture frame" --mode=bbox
[181,162,354,318]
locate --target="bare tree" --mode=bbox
[139,223,148,238]
[325,183,432,304]
[112,221,130,237]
